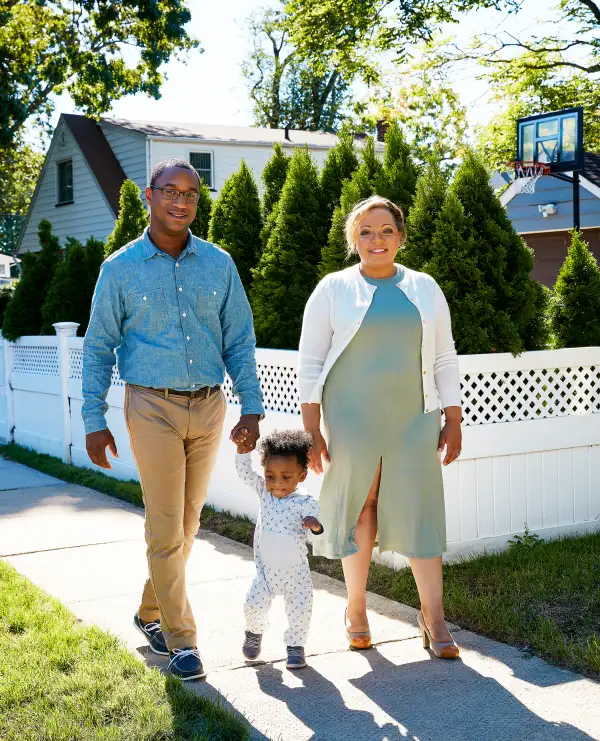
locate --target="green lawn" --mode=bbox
[0,560,251,741]
[2,442,599,678]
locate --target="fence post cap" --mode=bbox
[53,322,80,337]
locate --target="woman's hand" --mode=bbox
[438,407,462,466]
[308,430,330,475]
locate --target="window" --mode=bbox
[189,152,213,189]
[57,159,73,204]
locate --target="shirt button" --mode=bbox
[182,312,186,318]
[186,335,190,341]
[213,291,217,296]
[143,296,147,301]
[189,359,193,364]
[179,287,183,292]
[176,263,180,268]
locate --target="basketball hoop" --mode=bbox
[505,161,551,195]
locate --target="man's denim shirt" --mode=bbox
[82,228,264,435]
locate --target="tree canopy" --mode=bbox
[0,143,44,255]
[0,0,198,149]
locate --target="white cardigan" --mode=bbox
[298,263,462,413]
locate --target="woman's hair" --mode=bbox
[344,195,406,258]
[258,429,314,470]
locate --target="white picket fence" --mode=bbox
[1,323,600,566]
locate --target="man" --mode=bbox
[82,158,263,681]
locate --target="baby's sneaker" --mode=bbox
[242,631,263,660]
[286,646,307,670]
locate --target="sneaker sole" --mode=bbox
[286,662,307,670]
[133,618,170,656]
[174,670,207,681]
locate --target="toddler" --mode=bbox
[234,428,323,670]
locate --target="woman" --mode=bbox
[298,195,462,659]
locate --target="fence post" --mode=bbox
[53,322,80,463]
[1,333,14,443]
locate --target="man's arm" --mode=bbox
[82,261,123,467]
[221,260,264,448]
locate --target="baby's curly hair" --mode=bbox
[258,429,314,470]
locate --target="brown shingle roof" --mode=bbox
[583,152,600,189]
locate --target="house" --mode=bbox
[18,114,381,254]
[0,254,19,287]
[501,152,600,286]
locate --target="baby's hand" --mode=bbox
[302,516,324,534]
[233,427,250,453]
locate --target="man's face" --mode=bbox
[146,166,199,236]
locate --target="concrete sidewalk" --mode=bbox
[2,455,600,741]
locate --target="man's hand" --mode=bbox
[86,429,118,469]
[230,414,260,453]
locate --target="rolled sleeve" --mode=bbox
[82,262,123,435]
[221,260,264,417]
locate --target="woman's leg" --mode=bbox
[342,462,381,632]
[408,556,453,642]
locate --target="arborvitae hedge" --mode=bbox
[2,220,62,340]
[262,143,290,220]
[251,148,325,349]
[402,162,448,270]
[379,121,419,218]
[0,286,13,331]
[104,180,149,257]
[320,128,359,231]
[189,182,213,240]
[208,161,262,290]
[550,230,600,348]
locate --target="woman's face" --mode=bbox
[354,208,401,269]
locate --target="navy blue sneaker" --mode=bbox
[286,646,307,670]
[133,613,169,656]
[242,631,263,660]
[168,647,206,681]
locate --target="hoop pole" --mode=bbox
[573,171,580,231]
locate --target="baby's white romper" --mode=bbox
[235,453,320,647]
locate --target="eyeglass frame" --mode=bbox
[149,185,200,204]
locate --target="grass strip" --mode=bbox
[2,442,599,678]
[0,560,251,741]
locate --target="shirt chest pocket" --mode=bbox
[197,284,223,316]
[126,288,168,333]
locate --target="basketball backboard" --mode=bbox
[516,107,584,173]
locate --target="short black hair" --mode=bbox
[258,429,314,471]
[150,159,200,187]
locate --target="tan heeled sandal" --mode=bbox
[345,608,372,651]
[417,611,459,660]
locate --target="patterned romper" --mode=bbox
[236,453,320,647]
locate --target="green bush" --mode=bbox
[251,148,325,349]
[0,285,14,330]
[189,181,213,240]
[104,180,148,257]
[402,161,448,270]
[379,120,419,218]
[208,161,262,290]
[320,127,359,231]
[262,143,290,220]
[550,230,600,348]
[1,220,61,340]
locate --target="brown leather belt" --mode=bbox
[131,384,221,400]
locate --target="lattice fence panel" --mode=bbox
[461,366,600,425]
[69,348,124,387]
[224,363,300,415]
[13,345,59,376]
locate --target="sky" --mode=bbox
[49,0,561,137]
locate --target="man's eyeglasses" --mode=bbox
[150,185,200,204]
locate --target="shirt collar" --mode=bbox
[141,227,197,260]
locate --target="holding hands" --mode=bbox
[231,415,261,452]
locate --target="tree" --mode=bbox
[550,231,600,348]
[379,120,419,217]
[2,220,62,340]
[104,180,149,257]
[189,182,213,240]
[41,236,105,336]
[319,127,359,230]
[0,0,198,150]
[207,162,262,291]
[0,286,14,330]
[0,143,44,256]
[450,150,548,352]
[242,7,351,132]
[422,192,497,354]
[403,162,448,270]
[262,143,291,220]
[251,148,324,349]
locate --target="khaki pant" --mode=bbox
[125,384,226,651]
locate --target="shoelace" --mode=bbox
[168,647,202,670]
[245,633,261,648]
[287,646,304,660]
[143,620,161,635]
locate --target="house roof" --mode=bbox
[100,117,383,149]
[583,152,600,189]
[63,114,127,215]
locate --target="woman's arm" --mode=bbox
[298,277,334,405]
[301,403,330,474]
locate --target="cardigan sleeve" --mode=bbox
[298,277,334,404]
[433,282,462,409]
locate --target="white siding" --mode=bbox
[19,120,115,253]
[100,122,148,205]
[149,139,331,198]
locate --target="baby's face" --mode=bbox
[263,456,307,499]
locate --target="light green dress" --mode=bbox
[315,268,446,560]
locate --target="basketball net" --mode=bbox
[505,161,551,195]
